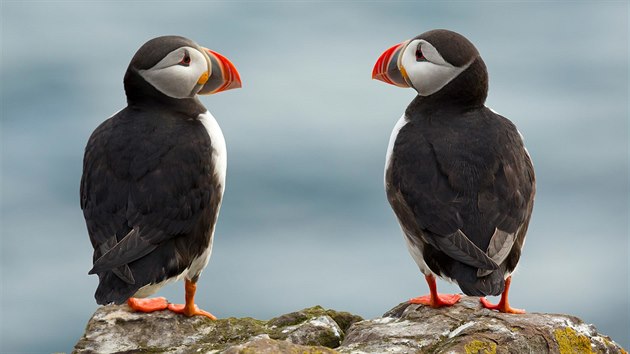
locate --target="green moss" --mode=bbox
[268,310,311,328]
[313,328,341,348]
[234,338,339,354]
[553,327,593,354]
[265,305,363,346]
[464,340,497,354]
[324,309,364,333]
[267,306,363,334]
[194,316,268,349]
[185,307,348,350]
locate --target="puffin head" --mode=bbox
[124,35,241,101]
[372,29,488,105]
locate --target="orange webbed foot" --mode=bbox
[410,293,461,307]
[127,297,169,313]
[479,276,525,314]
[480,297,525,314]
[166,278,217,320]
[167,303,216,320]
[410,274,461,308]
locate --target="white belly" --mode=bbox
[185,110,226,279]
[199,111,227,192]
[384,114,408,184]
[403,233,432,275]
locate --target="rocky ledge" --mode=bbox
[73,296,626,354]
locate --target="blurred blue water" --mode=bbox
[1,2,628,352]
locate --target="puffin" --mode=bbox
[80,35,241,319]
[372,29,535,313]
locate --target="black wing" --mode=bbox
[387,108,534,272]
[81,108,217,280]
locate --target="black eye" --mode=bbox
[180,52,191,66]
[416,46,427,62]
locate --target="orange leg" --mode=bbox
[409,274,461,308]
[127,297,169,313]
[480,275,525,314]
[167,279,216,320]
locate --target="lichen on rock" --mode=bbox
[463,340,497,354]
[554,327,594,354]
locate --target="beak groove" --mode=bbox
[198,48,242,95]
[372,41,410,88]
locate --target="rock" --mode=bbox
[73,297,627,354]
[72,304,361,353]
[222,335,338,354]
[268,306,363,348]
[340,296,627,354]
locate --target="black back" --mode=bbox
[81,103,221,304]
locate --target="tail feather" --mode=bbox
[95,271,140,305]
[452,262,505,296]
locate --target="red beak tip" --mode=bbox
[204,48,242,93]
[372,41,411,88]
[371,67,379,79]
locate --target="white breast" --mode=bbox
[198,111,227,192]
[384,114,408,184]
[185,110,227,278]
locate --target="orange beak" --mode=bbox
[372,41,410,88]
[198,48,242,95]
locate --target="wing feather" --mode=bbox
[88,227,158,275]
[387,109,535,276]
[81,109,217,285]
[430,230,498,270]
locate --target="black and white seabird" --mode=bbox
[372,29,535,313]
[81,35,241,319]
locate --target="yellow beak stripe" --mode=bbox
[197,71,209,85]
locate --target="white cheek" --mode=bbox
[140,66,194,98]
[138,47,208,99]
[408,62,467,96]
[400,40,470,96]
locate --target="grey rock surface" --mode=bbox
[73,304,359,353]
[73,296,627,354]
[340,296,626,353]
